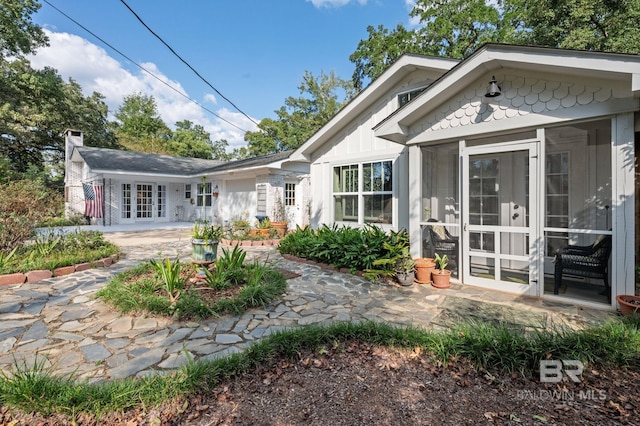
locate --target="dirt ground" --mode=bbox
[2,342,638,425]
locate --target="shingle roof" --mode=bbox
[76,146,222,176]
[204,150,292,173]
[75,146,293,176]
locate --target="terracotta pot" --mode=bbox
[414,258,435,284]
[616,295,640,316]
[249,228,270,237]
[271,222,288,237]
[431,269,451,289]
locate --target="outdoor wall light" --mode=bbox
[485,75,501,98]
[212,185,219,198]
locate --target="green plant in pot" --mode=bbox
[393,249,415,287]
[271,196,288,237]
[432,253,451,288]
[192,221,222,263]
[364,240,414,286]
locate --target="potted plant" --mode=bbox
[231,212,251,238]
[393,250,415,287]
[191,221,222,264]
[364,241,414,286]
[431,252,451,288]
[616,295,640,316]
[414,257,435,284]
[271,196,288,237]
[250,217,271,237]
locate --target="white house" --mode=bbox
[291,44,639,310]
[64,130,310,230]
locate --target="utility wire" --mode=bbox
[119,0,261,128]
[41,0,252,134]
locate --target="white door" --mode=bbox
[284,182,301,228]
[135,183,154,222]
[462,141,539,295]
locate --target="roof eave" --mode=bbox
[289,54,459,161]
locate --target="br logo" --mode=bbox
[539,360,584,383]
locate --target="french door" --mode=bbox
[135,183,154,221]
[462,141,539,295]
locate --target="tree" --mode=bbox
[508,0,640,53]
[113,93,171,154]
[244,70,354,156]
[0,58,117,177]
[169,120,213,159]
[210,139,234,161]
[0,0,48,59]
[350,24,426,91]
[349,0,640,89]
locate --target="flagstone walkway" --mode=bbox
[0,238,615,383]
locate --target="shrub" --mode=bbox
[278,224,406,272]
[0,180,62,252]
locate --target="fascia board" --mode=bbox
[375,45,640,142]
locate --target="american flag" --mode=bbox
[83,183,103,218]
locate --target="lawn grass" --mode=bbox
[96,254,287,320]
[0,318,638,419]
[0,230,119,274]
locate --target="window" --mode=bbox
[196,182,212,207]
[185,184,191,199]
[285,183,296,206]
[333,164,359,222]
[468,158,499,252]
[121,184,131,219]
[157,184,166,218]
[333,161,393,224]
[398,87,426,108]
[545,152,569,255]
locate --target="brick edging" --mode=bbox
[0,253,120,286]
[219,238,281,247]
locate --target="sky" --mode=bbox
[29,0,418,151]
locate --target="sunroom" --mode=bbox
[375,44,638,309]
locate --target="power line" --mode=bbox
[41,0,252,134]
[119,0,261,128]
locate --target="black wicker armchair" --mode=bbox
[553,234,612,300]
[423,219,458,269]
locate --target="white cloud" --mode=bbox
[28,30,255,150]
[204,93,218,104]
[306,0,367,8]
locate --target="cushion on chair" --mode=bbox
[432,225,447,241]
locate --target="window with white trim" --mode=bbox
[333,160,393,224]
[185,184,191,199]
[285,183,296,206]
[121,184,131,219]
[398,87,426,108]
[197,182,212,207]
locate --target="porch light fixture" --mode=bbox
[485,76,501,98]
[212,185,219,198]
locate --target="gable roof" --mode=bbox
[202,150,293,173]
[74,146,297,178]
[289,53,459,162]
[374,43,640,144]
[75,146,222,177]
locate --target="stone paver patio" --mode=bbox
[0,235,616,383]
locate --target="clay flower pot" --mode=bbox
[616,295,640,316]
[431,269,451,289]
[414,258,435,284]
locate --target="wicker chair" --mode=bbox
[553,234,612,300]
[423,219,458,269]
